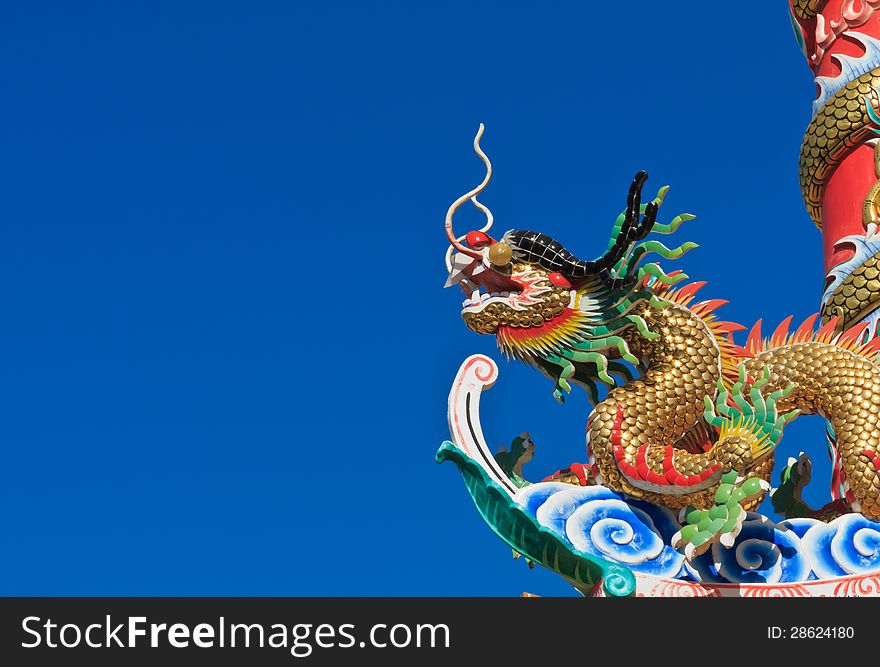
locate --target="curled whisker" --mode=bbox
[445,123,494,258]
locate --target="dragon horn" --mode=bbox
[599,171,657,269]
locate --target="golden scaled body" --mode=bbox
[821,251,880,329]
[586,302,880,517]
[799,67,880,229]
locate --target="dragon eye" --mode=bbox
[465,231,491,249]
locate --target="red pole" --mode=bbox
[791,0,880,332]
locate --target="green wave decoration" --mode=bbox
[435,441,636,597]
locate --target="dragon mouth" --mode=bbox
[447,251,555,317]
[461,288,521,313]
[460,272,561,317]
[459,272,525,314]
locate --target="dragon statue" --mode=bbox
[437,124,880,596]
[437,1,880,597]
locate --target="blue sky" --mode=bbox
[1,2,830,596]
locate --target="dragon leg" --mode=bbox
[592,367,788,504]
[671,368,797,556]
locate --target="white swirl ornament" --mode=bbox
[803,513,880,578]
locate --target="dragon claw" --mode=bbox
[672,470,767,560]
[553,377,573,403]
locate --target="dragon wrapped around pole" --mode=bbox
[436,5,880,597]
[792,0,880,329]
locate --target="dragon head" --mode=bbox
[446,124,694,402]
[453,244,574,337]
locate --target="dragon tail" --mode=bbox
[738,314,880,518]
